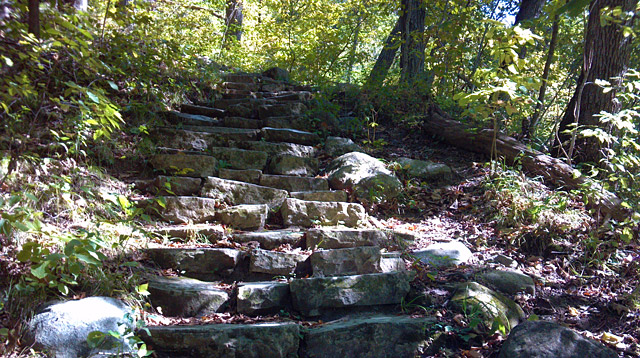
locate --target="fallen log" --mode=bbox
[422,104,629,221]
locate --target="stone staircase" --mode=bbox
[138,69,434,357]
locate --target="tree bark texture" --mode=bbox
[554,0,637,163]
[399,0,425,84]
[28,0,39,38]
[514,0,546,25]
[225,0,243,42]
[422,103,627,221]
[365,17,402,88]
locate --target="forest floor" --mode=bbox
[361,123,640,357]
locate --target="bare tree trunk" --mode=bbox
[399,0,425,84]
[522,14,559,139]
[365,17,402,88]
[28,0,39,38]
[514,0,546,25]
[553,0,637,163]
[422,103,628,220]
[225,0,243,42]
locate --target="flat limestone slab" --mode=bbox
[250,249,308,276]
[309,247,382,277]
[290,191,348,202]
[201,177,288,209]
[231,230,304,250]
[237,281,291,316]
[180,104,226,118]
[218,168,262,184]
[280,198,366,227]
[234,141,317,158]
[144,196,218,224]
[223,116,264,129]
[163,111,220,126]
[260,175,328,192]
[304,315,435,358]
[208,147,268,171]
[175,126,260,143]
[261,127,320,146]
[145,248,244,280]
[145,323,300,358]
[289,271,412,317]
[216,204,269,230]
[148,276,229,317]
[151,154,217,178]
[144,176,202,196]
[150,224,225,242]
[267,154,319,176]
[305,228,389,249]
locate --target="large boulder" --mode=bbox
[477,269,536,295]
[250,249,309,276]
[148,276,229,317]
[450,282,525,334]
[262,67,290,82]
[26,297,135,358]
[499,320,617,358]
[145,196,218,224]
[309,246,382,277]
[201,177,288,209]
[237,281,291,316]
[326,152,402,204]
[216,204,269,230]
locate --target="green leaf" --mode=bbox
[86,91,100,104]
[86,331,106,348]
[57,283,70,295]
[31,261,50,279]
[557,0,591,17]
[136,283,150,296]
[107,81,119,90]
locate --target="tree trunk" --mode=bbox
[28,0,39,38]
[422,103,627,221]
[365,17,402,88]
[399,0,425,84]
[225,0,243,42]
[514,0,546,25]
[553,0,637,163]
[521,13,559,139]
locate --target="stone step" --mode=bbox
[137,176,202,196]
[249,249,309,277]
[144,196,218,224]
[264,116,307,131]
[216,204,268,230]
[237,281,291,316]
[289,271,412,317]
[259,175,328,192]
[180,104,226,118]
[280,198,366,228]
[289,191,347,202]
[266,92,313,101]
[144,322,301,358]
[150,153,218,178]
[207,147,268,171]
[262,127,320,146]
[222,81,260,92]
[222,116,264,129]
[213,98,275,111]
[305,228,390,249]
[148,276,229,317]
[231,229,304,250]
[267,154,319,176]
[303,315,435,357]
[233,141,317,158]
[162,111,220,126]
[222,73,259,84]
[258,103,307,120]
[145,247,245,282]
[221,91,259,100]
[149,223,224,242]
[144,315,433,358]
[218,168,262,184]
[309,246,383,277]
[152,127,257,150]
[201,176,288,209]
